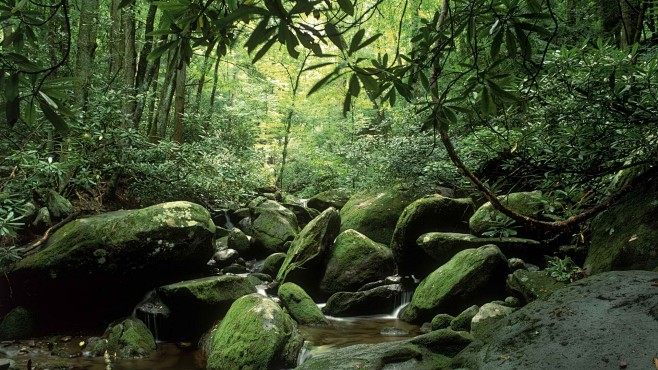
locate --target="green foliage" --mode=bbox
[481,214,518,238]
[545,256,583,282]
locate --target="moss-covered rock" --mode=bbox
[417,232,543,267]
[1,201,216,330]
[307,188,353,212]
[158,275,256,339]
[469,191,544,237]
[585,178,658,274]
[250,200,299,254]
[431,313,454,331]
[278,282,328,326]
[320,229,395,295]
[400,245,508,324]
[104,318,156,359]
[297,329,472,370]
[470,302,516,339]
[322,284,403,317]
[205,293,303,370]
[275,208,340,296]
[282,203,320,229]
[391,195,475,277]
[506,269,567,303]
[227,228,251,256]
[449,305,479,332]
[0,307,38,340]
[339,187,421,245]
[261,252,287,278]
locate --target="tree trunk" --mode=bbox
[620,0,643,48]
[109,0,124,78]
[209,54,222,110]
[75,0,99,108]
[172,59,187,143]
[122,1,137,127]
[194,54,212,115]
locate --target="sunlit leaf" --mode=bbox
[38,98,69,135]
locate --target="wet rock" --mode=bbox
[320,229,395,295]
[282,203,320,229]
[0,307,38,340]
[469,191,544,238]
[431,313,454,331]
[470,302,516,339]
[250,200,299,255]
[227,228,251,256]
[339,187,421,245]
[98,318,156,359]
[278,282,328,326]
[307,188,352,212]
[452,271,658,370]
[204,293,303,370]
[212,248,239,269]
[585,177,658,273]
[506,269,567,304]
[450,305,479,332]
[391,195,475,277]
[323,284,402,317]
[261,252,286,278]
[400,245,508,324]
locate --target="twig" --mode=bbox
[19,211,80,255]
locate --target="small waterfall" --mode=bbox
[131,290,171,342]
[391,289,413,318]
[223,210,235,230]
[296,340,312,366]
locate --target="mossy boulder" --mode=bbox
[158,275,256,339]
[585,177,658,274]
[322,284,403,317]
[400,245,508,324]
[391,195,475,277]
[250,200,299,255]
[320,229,395,295]
[261,252,286,278]
[307,188,353,211]
[470,302,516,339]
[0,201,216,329]
[339,188,421,245]
[282,203,320,229]
[104,318,156,359]
[278,282,328,326]
[275,208,340,296]
[417,232,543,267]
[506,269,567,304]
[297,329,473,370]
[227,228,251,256]
[0,307,38,340]
[205,293,303,370]
[469,191,544,238]
[431,313,454,331]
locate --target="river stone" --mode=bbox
[0,201,216,329]
[205,293,303,370]
[400,245,508,324]
[307,188,353,211]
[506,269,567,304]
[250,200,299,255]
[391,195,475,277]
[227,228,251,256]
[417,232,544,267]
[102,318,156,359]
[431,313,454,330]
[339,187,421,245]
[261,252,286,278]
[275,208,340,297]
[297,329,473,370]
[0,307,37,340]
[450,305,479,332]
[469,191,544,238]
[585,177,658,274]
[320,229,395,295]
[278,282,328,326]
[0,359,16,370]
[282,203,320,229]
[158,275,256,340]
[470,302,516,339]
[323,284,403,317]
[452,271,658,369]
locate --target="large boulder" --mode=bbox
[307,188,353,211]
[340,187,421,245]
[453,271,658,369]
[275,208,341,297]
[417,232,543,267]
[204,293,303,370]
[157,275,257,339]
[250,200,299,255]
[506,269,567,304]
[297,329,473,370]
[0,201,216,329]
[322,284,403,317]
[391,195,475,277]
[469,191,544,238]
[278,282,328,326]
[585,177,658,274]
[320,229,395,295]
[400,245,508,324]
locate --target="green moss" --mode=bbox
[206,294,303,370]
[105,318,156,359]
[469,191,543,237]
[159,275,256,306]
[0,307,38,340]
[278,282,328,326]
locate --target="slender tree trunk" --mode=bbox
[194,54,211,115]
[109,0,124,79]
[75,0,99,108]
[122,1,137,127]
[172,59,187,143]
[620,0,642,48]
[145,68,159,137]
[209,55,222,110]
[134,11,166,128]
[150,52,177,141]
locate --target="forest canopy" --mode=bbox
[1,0,657,253]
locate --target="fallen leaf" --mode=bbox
[619,360,627,368]
[653,356,658,369]
[628,235,638,242]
